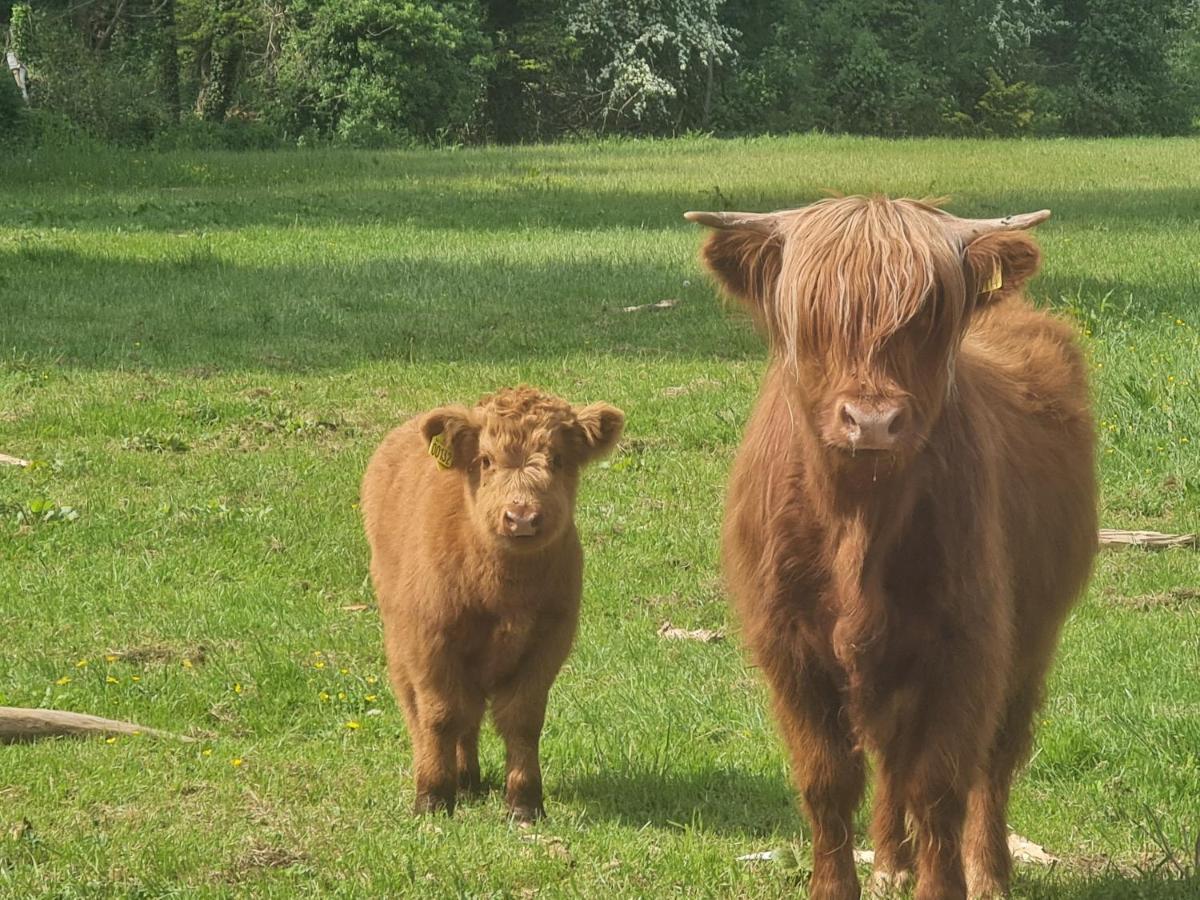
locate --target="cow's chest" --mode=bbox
[453,588,545,691]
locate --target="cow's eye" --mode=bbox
[552,454,563,470]
[480,455,492,471]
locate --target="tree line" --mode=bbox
[2,1,1198,150]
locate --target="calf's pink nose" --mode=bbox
[503,505,542,536]
[840,401,905,451]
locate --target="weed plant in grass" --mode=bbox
[0,136,1197,897]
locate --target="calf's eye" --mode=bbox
[480,455,492,471]
[552,454,563,470]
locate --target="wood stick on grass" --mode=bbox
[0,707,194,744]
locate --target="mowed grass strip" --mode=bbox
[0,136,1197,898]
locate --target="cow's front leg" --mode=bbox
[904,664,998,900]
[764,658,865,900]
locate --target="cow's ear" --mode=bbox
[698,227,783,323]
[964,231,1042,307]
[419,406,479,470]
[571,402,625,465]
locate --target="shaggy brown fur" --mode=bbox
[361,386,624,821]
[694,196,1097,899]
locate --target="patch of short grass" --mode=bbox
[1,136,1197,897]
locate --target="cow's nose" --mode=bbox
[840,401,906,451]
[503,505,542,536]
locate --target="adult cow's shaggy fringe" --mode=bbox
[689,197,1097,900]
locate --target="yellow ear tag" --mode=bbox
[982,262,1003,293]
[428,433,453,470]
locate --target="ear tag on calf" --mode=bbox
[428,433,453,470]
[982,262,1004,293]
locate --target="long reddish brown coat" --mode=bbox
[691,197,1097,900]
[361,387,623,821]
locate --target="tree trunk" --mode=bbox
[198,0,242,123]
[157,0,180,124]
[483,0,525,143]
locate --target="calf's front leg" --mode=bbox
[490,612,576,823]
[410,678,484,816]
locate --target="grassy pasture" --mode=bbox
[0,136,1198,898]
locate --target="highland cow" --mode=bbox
[361,386,624,822]
[688,197,1097,899]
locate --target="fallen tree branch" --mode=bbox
[1099,529,1196,550]
[0,453,29,467]
[0,707,194,744]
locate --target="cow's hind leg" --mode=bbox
[767,662,865,900]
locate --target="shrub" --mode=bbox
[273,0,490,146]
[0,71,28,146]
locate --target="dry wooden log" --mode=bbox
[0,453,29,467]
[0,707,193,744]
[1099,529,1196,550]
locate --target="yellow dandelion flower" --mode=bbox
[1182,437,1190,444]
[1106,448,1114,454]
[366,675,378,685]
[319,691,330,702]
[106,675,119,684]
[131,675,141,682]
[233,683,243,694]
[313,661,326,670]
[202,748,213,757]
[55,676,71,686]
[105,654,118,663]
[339,668,349,675]
[182,659,193,669]
[231,757,244,767]
[337,691,347,701]
[365,695,378,702]
[1168,375,1175,382]
[345,721,360,730]
[75,658,88,668]
[105,736,117,744]
[1176,319,1185,325]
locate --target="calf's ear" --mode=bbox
[572,403,625,464]
[419,406,479,470]
[964,231,1042,307]
[696,226,783,325]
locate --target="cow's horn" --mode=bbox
[941,209,1051,244]
[683,210,777,234]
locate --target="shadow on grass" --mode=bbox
[557,767,802,838]
[0,246,761,372]
[1014,868,1199,899]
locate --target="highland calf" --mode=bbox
[688,197,1097,899]
[361,387,624,821]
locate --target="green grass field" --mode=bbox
[1,136,1198,898]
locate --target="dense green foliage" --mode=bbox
[2,0,1198,145]
[1,136,1199,897]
